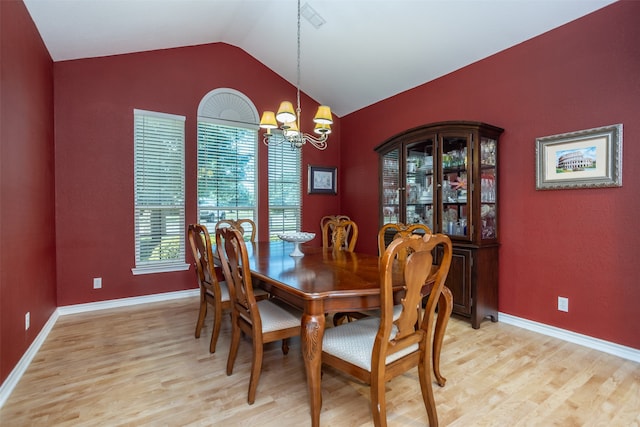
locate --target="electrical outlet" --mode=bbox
[25,312,30,330]
[558,296,569,312]
[93,277,102,289]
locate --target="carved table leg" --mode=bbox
[301,312,325,427]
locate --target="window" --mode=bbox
[197,122,257,227]
[196,88,301,240]
[268,137,302,238]
[196,89,259,233]
[132,109,188,274]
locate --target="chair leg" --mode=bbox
[281,338,289,355]
[209,302,223,353]
[433,287,453,387]
[226,315,241,376]
[370,370,387,427]
[247,338,264,404]
[333,311,368,326]
[418,349,438,427]
[194,294,207,338]
[333,312,349,326]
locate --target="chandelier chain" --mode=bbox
[259,0,331,150]
[296,0,301,116]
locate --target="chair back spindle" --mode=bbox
[321,217,358,252]
[215,218,257,242]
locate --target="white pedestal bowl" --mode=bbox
[277,232,316,257]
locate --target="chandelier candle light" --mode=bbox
[259,0,333,150]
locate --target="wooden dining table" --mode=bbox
[238,240,452,427]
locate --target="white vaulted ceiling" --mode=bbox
[23,0,616,117]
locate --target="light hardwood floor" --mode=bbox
[1,297,638,426]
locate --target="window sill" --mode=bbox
[131,262,190,276]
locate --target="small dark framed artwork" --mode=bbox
[308,165,337,194]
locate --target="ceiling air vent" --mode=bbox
[301,3,326,29]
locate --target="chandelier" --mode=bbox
[259,0,333,150]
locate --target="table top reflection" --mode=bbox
[244,240,386,301]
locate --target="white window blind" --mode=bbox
[132,109,188,275]
[197,120,257,228]
[268,139,302,238]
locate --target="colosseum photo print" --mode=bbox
[536,123,622,190]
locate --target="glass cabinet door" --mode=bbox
[381,148,400,224]
[440,134,469,239]
[405,137,435,231]
[480,137,497,240]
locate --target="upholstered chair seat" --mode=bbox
[323,315,415,372]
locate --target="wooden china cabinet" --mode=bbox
[375,121,504,328]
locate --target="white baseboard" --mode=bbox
[0,309,59,408]
[56,288,198,315]
[0,289,198,408]
[499,312,640,363]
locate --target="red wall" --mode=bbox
[53,43,340,306]
[341,0,639,349]
[0,0,57,384]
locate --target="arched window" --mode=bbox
[196,88,302,238]
[196,89,259,231]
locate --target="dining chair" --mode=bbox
[320,214,351,232]
[377,222,453,386]
[333,222,432,326]
[187,223,230,354]
[337,222,455,385]
[378,222,431,260]
[322,232,453,427]
[215,226,302,405]
[321,217,358,252]
[325,218,360,326]
[215,218,256,242]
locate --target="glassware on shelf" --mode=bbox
[481,138,496,166]
[407,158,418,173]
[481,174,496,202]
[443,153,450,168]
[423,206,433,230]
[442,207,458,235]
[419,176,433,203]
[424,156,433,173]
[442,179,457,203]
[454,222,463,235]
[460,218,467,235]
[383,187,400,204]
[443,147,468,169]
[480,204,496,239]
[407,184,419,204]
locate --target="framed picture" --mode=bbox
[308,165,337,194]
[535,123,622,190]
